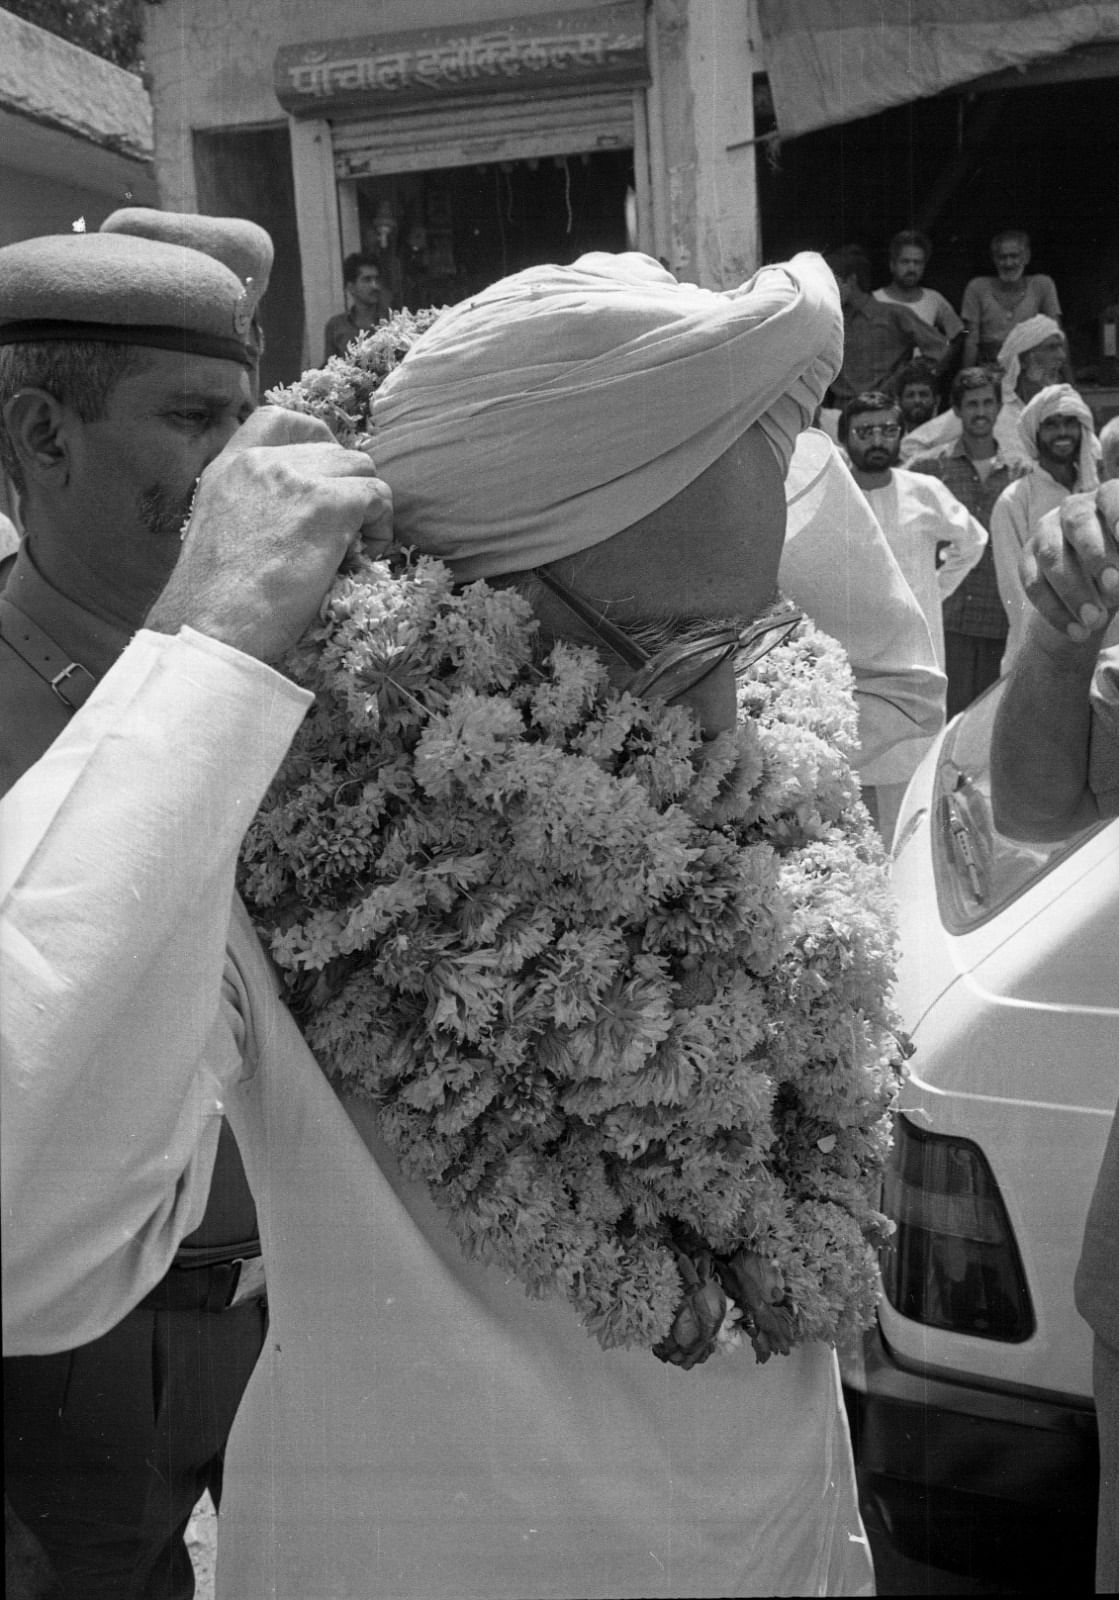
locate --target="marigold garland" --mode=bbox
[243,313,906,1364]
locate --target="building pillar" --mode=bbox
[685,0,762,288]
[288,116,342,369]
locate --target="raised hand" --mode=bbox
[1020,481,1119,646]
[147,406,393,663]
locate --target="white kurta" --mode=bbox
[989,469,1075,670]
[862,468,987,671]
[780,430,945,786]
[2,628,874,1600]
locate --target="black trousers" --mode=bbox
[944,630,1005,722]
[4,1298,266,1600]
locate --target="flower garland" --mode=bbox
[244,314,906,1365]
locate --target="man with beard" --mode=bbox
[841,389,986,839]
[0,211,368,1600]
[962,229,1062,368]
[894,358,941,437]
[824,244,949,407]
[994,315,1071,462]
[990,383,1100,669]
[909,367,1017,714]
[873,230,963,364]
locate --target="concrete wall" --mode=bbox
[144,0,760,290]
[145,0,590,211]
[0,9,156,246]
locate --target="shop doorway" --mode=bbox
[754,70,1119,385]
[346,148,634,312]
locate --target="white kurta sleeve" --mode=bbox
[933,487,988,598]
[1,626,311,1353]
[990,485,1031,668]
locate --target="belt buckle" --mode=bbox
[227,1255,267,1308]
[50,661,97,710]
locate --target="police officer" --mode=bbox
[1,211,273,1599]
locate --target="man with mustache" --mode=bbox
[961,229,1062,369]
[908,367,1018,715]
[841,389,986,839]
[873,230,963,371]
[989,384,1101,670]
[0,211,389,1599]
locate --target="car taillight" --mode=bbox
[881,1115,1034,1342]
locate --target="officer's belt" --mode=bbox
[0,594,97,709]
[141,1241,267,1313]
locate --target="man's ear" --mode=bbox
[2,389,72,490]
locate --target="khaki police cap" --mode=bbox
[0,231,258,369]
[100,208,274,304]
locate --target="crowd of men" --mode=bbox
[0,208,1116,1600]
[820,226,1118,741]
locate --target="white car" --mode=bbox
[843,678,1118,1588]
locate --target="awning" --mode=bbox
[756,0,1119,139]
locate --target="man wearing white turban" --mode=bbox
[991,383,1100,669]
[992,314,1069,464]
[373,250,841,582]
[4,250,878,1598]
[375,247,943,809]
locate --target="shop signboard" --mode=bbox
[274,1,649,118]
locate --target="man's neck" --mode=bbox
[960,432,997,461]
[1038,456,1077,490]
[25,524,161,636]
[850,464,894,492]
[349,302,381,330]
[888,282,920,302]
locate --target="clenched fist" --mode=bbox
[1021,481,1119,646]
[147,407,393,663]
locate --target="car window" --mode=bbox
[931,682,1105,934]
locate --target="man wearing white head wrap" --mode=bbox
[1,251,878,1599]
[988,314,1069,467]
[373,250,842,581]
[249,249,891,1600]
[991,383,1100,669]
[997,314,1066,408]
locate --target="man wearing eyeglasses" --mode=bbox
[842,391,987,673]
[842,390,986,839]
[3,249,885,1598]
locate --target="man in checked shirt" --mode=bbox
[908,366,1018,717]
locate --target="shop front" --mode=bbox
[273,3,658,362]
[145,0,761,389]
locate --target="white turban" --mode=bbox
[372,251,842,580]
[1019,383,1099,489]
[997,315,1063,405]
